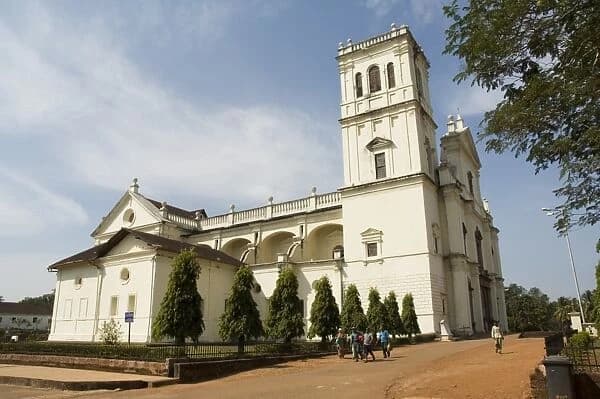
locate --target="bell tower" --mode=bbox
[337,25,444,335]
[337,24,437,187]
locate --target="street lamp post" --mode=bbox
[542,208,586,324]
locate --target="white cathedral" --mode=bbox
[48,26,508,343]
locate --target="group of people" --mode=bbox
[335,327,392,362]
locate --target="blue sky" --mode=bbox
[0,0,597,302]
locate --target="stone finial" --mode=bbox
[129,177,139,193]
[311,186,317,196]
[483,198,490,213]
[347,38,352,45]
[268,196,274,205]
[455,114,464,130]
[160,201,167,210]
[195,210,202,220]
[338,41,343,49]
[446,115,456,134]
[229,204,235,213]
[390,23,397,30]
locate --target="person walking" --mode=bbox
[363,330,375,362]
[378,327,390,358]
[335,328,346,358]
[491,321,503,354]
[350,328,361,362]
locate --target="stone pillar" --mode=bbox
[497,279,508,332]
[569,312,582,332]
[471,267,485,333]
[489,277,499,322]
[450,256,473,335]
[543,356,575,399]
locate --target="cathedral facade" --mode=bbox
[49,26,508,343]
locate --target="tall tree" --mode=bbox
[20,291,55,313]
[553,296,575,324]
[592,243,600,326]
[308,276,340,342]
[219,266,263,345]
[401,293,421,338]
[340,284,367,331]
[505,284,554,332]
[265,267,304,343]
[384,291,405,336]
[444,0,600,231]
[152,249,204,345]
[366,287,386,332]
[580,290,595,322]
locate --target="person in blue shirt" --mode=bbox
[350,328,365,362]
[378,327,391,358]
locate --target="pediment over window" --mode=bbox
[360,228,383,242]
[365,137,394,151]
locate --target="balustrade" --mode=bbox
[167,191,341,231]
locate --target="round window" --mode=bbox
[120,268,130,282]
[123,209,135,226]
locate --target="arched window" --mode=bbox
[368,65,381,93]
[355,73,363,98]
[462,223,468,255]
[467,171,474,194]
[424,138,433,175]
[387,63,395,88]
[416,68,423,97]
[475,228,483,269]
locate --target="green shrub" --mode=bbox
[569,331,592,348]
[99,319,122,345]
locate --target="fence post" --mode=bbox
[543,355,575,399]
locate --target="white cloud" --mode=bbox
[0,252,58,301]
[0,2,340,216]
[0,167,88,236]
[443,84,504,117]
[363,0,440,23]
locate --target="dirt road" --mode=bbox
[1,335,544,399]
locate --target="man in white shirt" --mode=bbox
[491,321,503,354]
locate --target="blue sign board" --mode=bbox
[125,311,134,323]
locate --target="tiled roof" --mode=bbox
[48,228,243,270]
[144,197,207,219]
[0,302,52,316]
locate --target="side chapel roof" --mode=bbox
[48,228,243,270]
[144,197,207,219]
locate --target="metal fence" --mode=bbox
[147,340,335,360]
[562,344,600,374]
[0,340,336,363]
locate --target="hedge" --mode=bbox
[0,340,337,362]
[0,334,434,362]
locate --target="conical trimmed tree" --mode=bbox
[401,293,421,339]
[384,291,405,336]
[340,284,367,331]
[152,249,204,344]
[265,267,304,343]
[366,287,386,332]
[308,276,340,342]
[219,265,263,347]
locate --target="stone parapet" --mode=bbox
[0,353,167,376]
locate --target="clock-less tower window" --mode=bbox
[375,153,386,179]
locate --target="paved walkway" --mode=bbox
[0,335,545,399]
